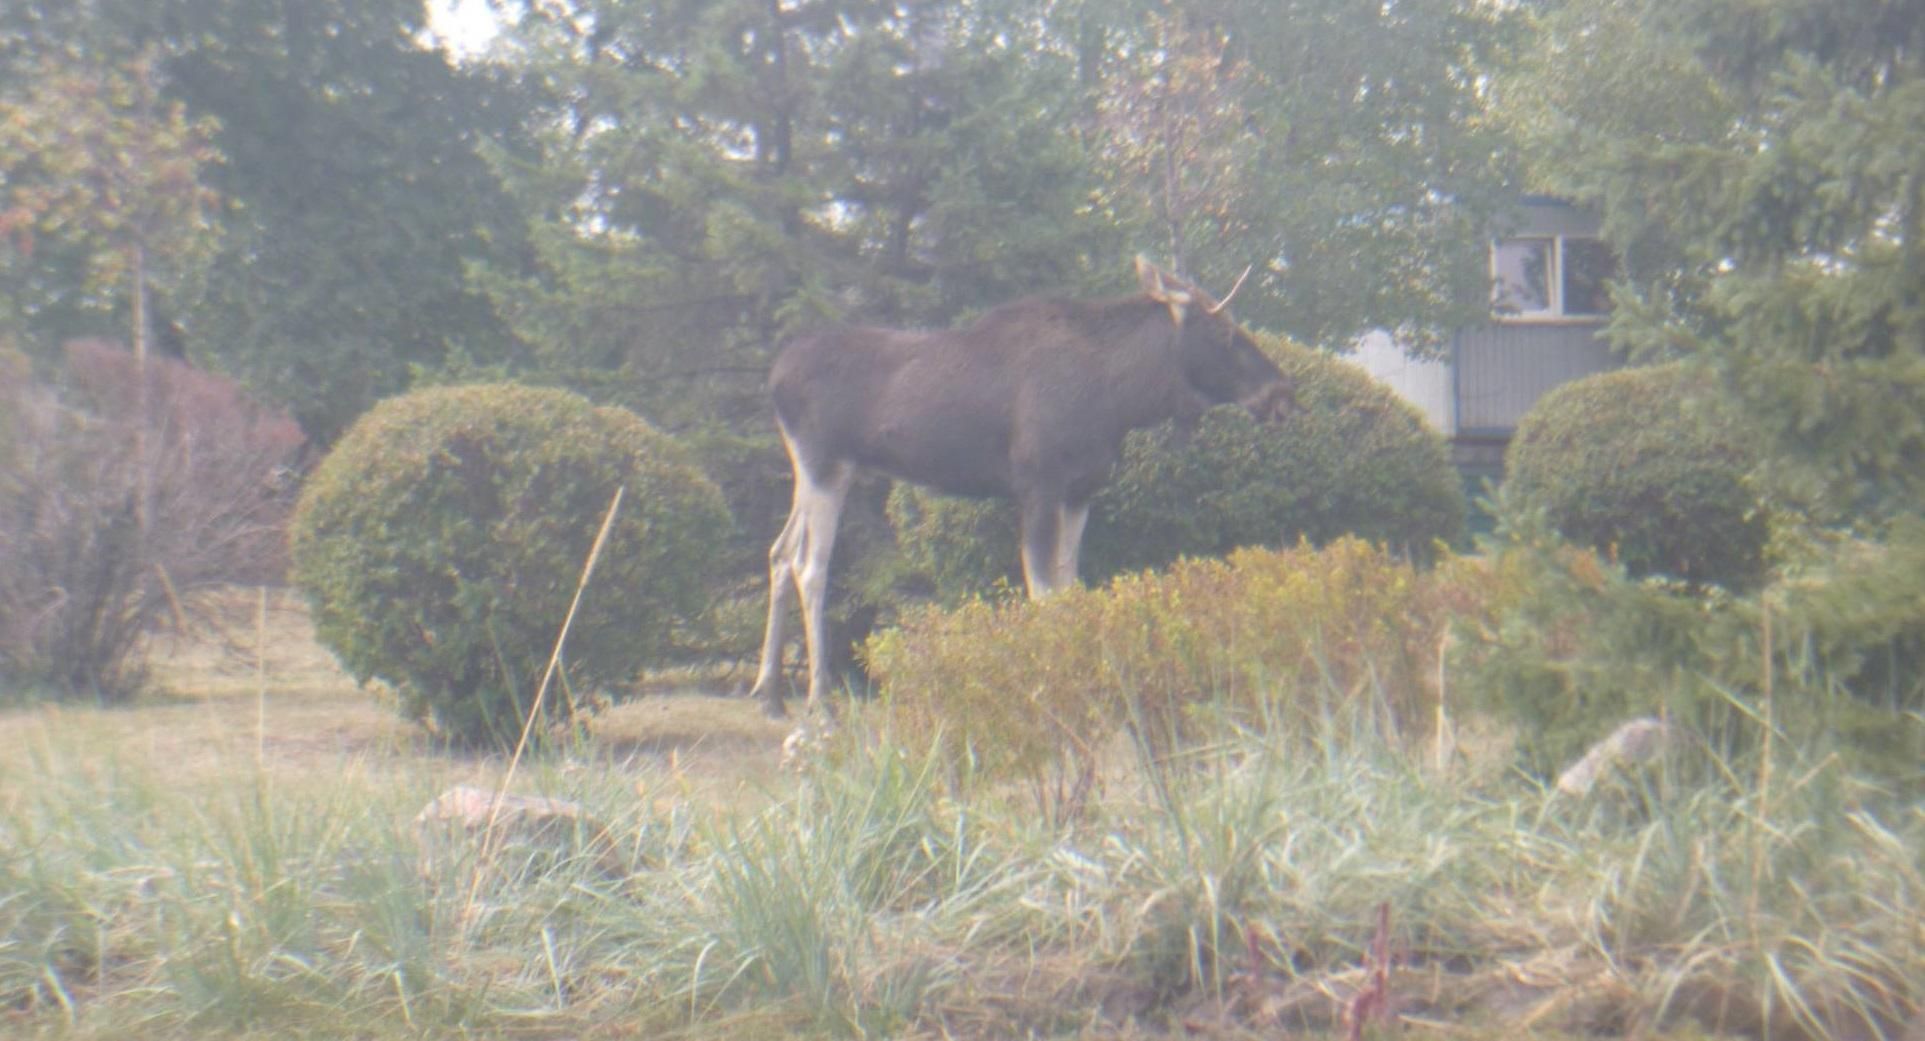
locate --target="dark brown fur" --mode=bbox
[751,258,1291,718]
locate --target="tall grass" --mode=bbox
[2,694,1919,1040]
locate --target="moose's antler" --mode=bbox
[1136,254,1193,323]
[1206,264,1255,315]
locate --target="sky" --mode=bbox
[425,0,502,57]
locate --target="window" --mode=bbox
[1492,235,1615,320]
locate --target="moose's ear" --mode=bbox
[1135,255,1191,324]
[1134,254,1163,294]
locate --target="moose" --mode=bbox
[749,256,1293,718]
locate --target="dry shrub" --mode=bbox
[0,340,303,700]
[866,537,1470,805]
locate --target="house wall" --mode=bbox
[1497,197,1602,238]
[1347,330,1455,434]
[1349,198,1625,450]
[1454,322,1618,434]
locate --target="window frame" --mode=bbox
[1489,234,1612,325]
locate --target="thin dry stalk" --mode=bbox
[1434,631,1453,773]
[1345,902,1393,1041]
[1749,598,1774,939]
[255,584,267,776]
[461,485,625,925]
[153,562,188,633]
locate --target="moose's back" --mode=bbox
[766,296,1170,500]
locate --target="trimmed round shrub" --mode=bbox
[290,384,730,747]
[1505,363,1766,590]
[885,336,1467,603]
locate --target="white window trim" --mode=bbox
[1490,235,1610,325]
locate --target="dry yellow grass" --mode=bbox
[0,587,795,810]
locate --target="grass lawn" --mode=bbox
[1,589,798,1039]
[2,589,1918,1041]
[2,587,794,796]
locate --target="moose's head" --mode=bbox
[1135,256,1296,421]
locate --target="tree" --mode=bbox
[1092,8,1268,279]
[0,44,220,371]
[483,0,1124,430]
[0,0,535,444]
[1078,0,1523,349]
[1499,0,1925,522]
[164,0,536,443]
[481,0,1131,629]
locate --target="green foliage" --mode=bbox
[171,2,534,443]
[289,384,729,747]
[0,0,534,443]
[1505,363,1768,589]
[481,0,1124,437]
[0,43,221,364]
[1485,0,1925,782]
[889,338,1466,604]
[4,675,1922,1038]
[1500,0,1925,522]
[1455,507,1925,779]
[867,538,1458,803]
[877,497,1924,792]
[1085,0,1525,350]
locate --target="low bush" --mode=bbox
[1505,363,1768,590]
[886,336,1466,605]
[874,500,1925,794]
[0,340,304,700]
[289,383,730,747]
[1452,507,1925,779]
[866,537,1468,813]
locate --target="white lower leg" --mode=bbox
[1020,496,1064,598]
[749,508,804,712]
[793,466,852,713]
[1053,502,1090,591]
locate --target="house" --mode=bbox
[1350,196,1623,491]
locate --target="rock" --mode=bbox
[1555,717,1675,796]
[413,785,619,880]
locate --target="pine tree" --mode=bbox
[1503,0,1925,520]
[481,0,1123,434]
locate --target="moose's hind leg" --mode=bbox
[748,505,804,718]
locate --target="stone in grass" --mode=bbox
[414,785,622,880]
[1555,717,1675,797]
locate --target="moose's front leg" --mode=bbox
[793,463,853,714]
[1052,500,1091,592]
[1019,491,1068,598]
